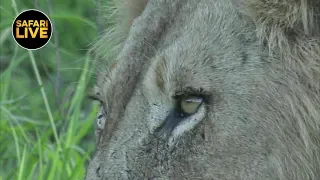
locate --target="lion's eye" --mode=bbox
[97,104,106,130]
[179,96,203,116]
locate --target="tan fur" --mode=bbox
[86,0,320,179]
[92,0,148,61]
[245,1,320,179]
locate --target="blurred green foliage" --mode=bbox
[0,0,103,179]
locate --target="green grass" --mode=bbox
[0,0,102,179]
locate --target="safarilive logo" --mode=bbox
[12,9,52,50]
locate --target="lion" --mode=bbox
[85,0,320,179]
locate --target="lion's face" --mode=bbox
[85,0,320,179]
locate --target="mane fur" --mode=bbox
[91,0,148,63]
[91,0,320,179]
[238,0,320,179]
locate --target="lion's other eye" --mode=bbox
[179,96,203,115]
[96,103,107,130]
[87,91,107,131]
